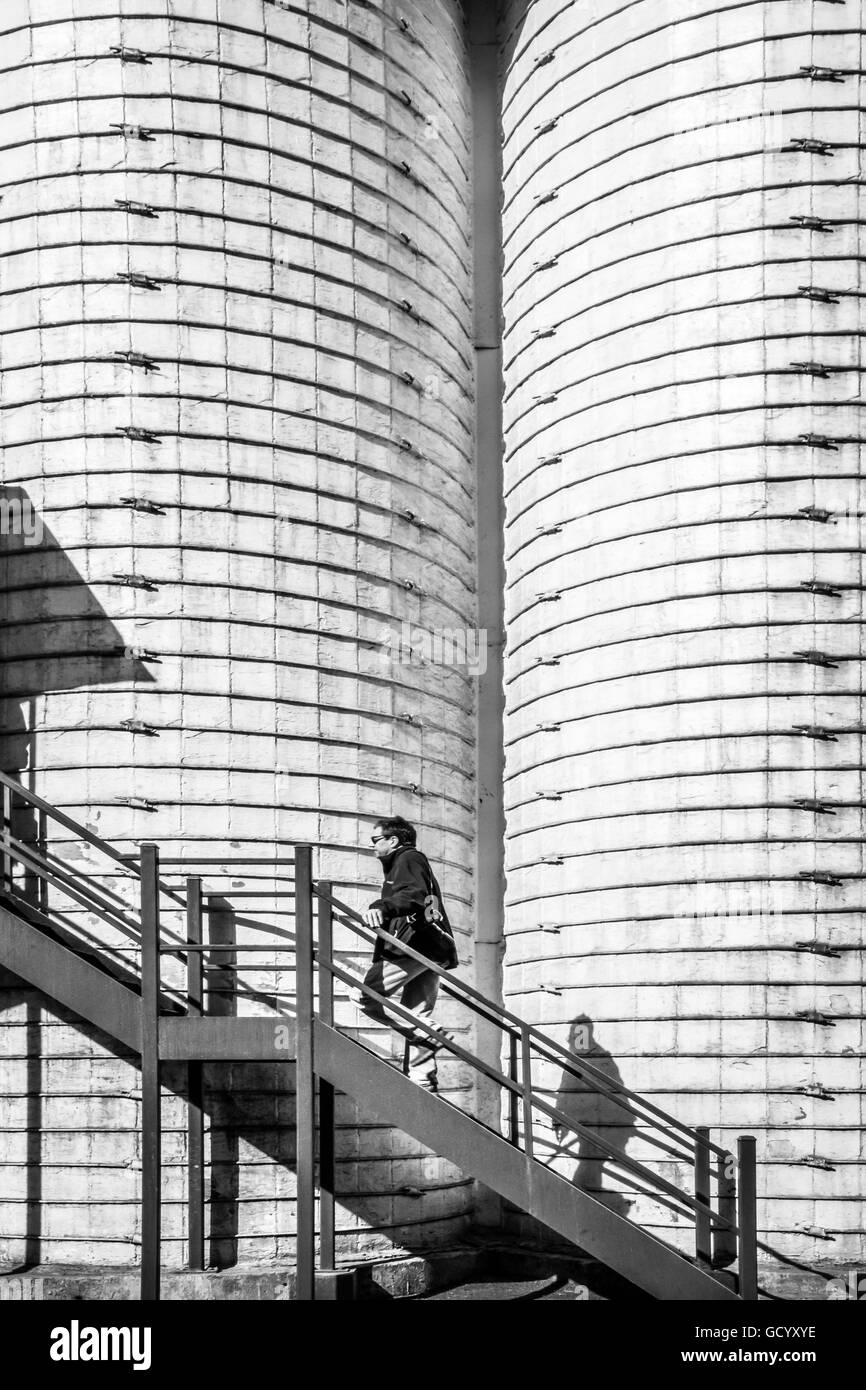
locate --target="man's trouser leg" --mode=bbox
[399,966,441,1084]
[360,956,441,1081]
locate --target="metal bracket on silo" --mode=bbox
[792,649,840,668]
[115,797,159,812]
[797,1225,835,1240]
[111,123,155,142]
[115,199,159,219]
[397,160,425,189]
[794,1009,837,1026]
[117,272,162,291]
[792,798,836,814]
[791,724,838,741]
[109,45,151,64]
[794,508,834,525]
[119,719,159,737]
[121,497,166,515]
[537,922,561,934]
[534,392,559,406]
[116,426,163,444]
[795,940,843,959]
[113,645,161,664]
[535,790,562,800]
[790,360,837,378]
[400,713,422,726]
[539,854,563,865]
[796,1085,835,1103]
[532,326,557,341]
[799,580,841,597]
[798,435,839,451]
[785,138,835,156]
[534,983,562,995]
[534,190,559,207]
[534,591,561,604]
[535,523,562,537]
[799,65,844,83]
[539,454,562,468]
[113,572,159,591]
[533,656,560,668]
[798,285,841,303]
[536,721,561,732]
[535,118,559,137]
[797,1156,836,1170]
[113,351,160,374]
[532,256,559,273]
[798,870,843,886]
[790,215,834,232]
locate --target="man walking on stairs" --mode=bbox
[359,816,458,1092]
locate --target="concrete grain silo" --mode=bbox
[0,0,478,1273]
[501,0,866,1286]
[2,0,863,1303]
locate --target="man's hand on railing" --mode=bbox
[363,906,384,929]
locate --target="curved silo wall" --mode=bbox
[501,0,865,1278]
[0,0,476,1269]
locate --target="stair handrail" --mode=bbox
[0,770,188,917]
[313,882,731,1163]
[319,946,737,1232]
[0,769,142,875]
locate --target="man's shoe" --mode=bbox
[412,1029,455,1065]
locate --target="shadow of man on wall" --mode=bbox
[551,1015,637,1222]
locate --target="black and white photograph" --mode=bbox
[0,0,863,1362]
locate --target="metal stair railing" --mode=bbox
[310,880,756,1299]
[0,786,758,1302]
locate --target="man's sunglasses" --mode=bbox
[371,834,392,845]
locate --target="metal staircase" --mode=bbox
[0,770,756,1302]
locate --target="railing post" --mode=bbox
[186,878,204,1272]
[694,1126,711,1267]
[317,882,336,1273]
[714,1149,738,1269]
[508,1032,519,1146]
[738,1136,758,1300]
[140,843,161,1302]
[1,781,13,897]
[37,807,48,915]
[520,1025,534,1160]
[294,845,316,1301]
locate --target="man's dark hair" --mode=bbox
[374,815,417,847]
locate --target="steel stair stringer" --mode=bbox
[314,1018,742,1302]
[0,898,142,1051]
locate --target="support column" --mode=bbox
[294,845,315,1301]
[140,842,161,1302]
[467,0,507,1225]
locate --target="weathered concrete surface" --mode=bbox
[500,0,866,1276]
[0,0,477,1267]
